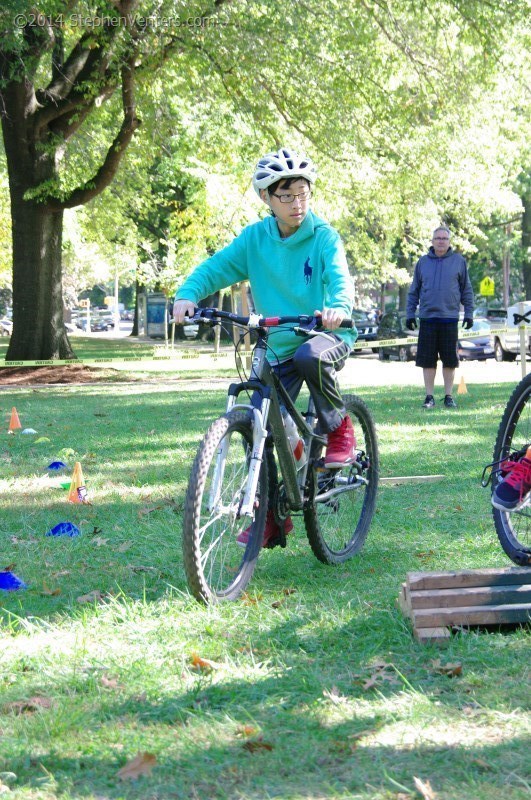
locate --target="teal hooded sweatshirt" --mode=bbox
[175,210,356,363]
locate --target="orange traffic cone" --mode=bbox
[68,461,88,504]
[457,375,468,395]
[8,407,22,433]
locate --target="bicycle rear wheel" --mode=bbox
[183,410,269,602]
[303,394,378,564]
[492,374,531,565]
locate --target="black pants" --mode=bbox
[272,333,351,434]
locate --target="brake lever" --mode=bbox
[293,318,322,337]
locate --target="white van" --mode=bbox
[492,301,531,362]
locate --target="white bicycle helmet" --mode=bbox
[252,148,317,196]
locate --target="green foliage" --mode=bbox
[0,0,530,317]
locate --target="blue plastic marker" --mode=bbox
[46,522,81,538]
[0,572,27,591]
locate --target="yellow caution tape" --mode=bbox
[0,325,523,368]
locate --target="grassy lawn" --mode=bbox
[0,335,153,361]
[0,377,529,799]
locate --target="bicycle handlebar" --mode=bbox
[188,307,354,329]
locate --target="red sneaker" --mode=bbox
[492,447,531,511]
[325,415,356,467]
[237,509,293,549]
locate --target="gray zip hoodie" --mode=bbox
[406,246,474,320]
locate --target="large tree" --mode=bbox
[0,0,227,359]
[1,0,528,359]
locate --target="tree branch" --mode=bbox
[49,54,140,210]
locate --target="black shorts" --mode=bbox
[415,320,459,369]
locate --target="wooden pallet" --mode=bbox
[398,567,531,643]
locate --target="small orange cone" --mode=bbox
[8,407,22,433]
[457,375,468,395]
[68,461,88,504]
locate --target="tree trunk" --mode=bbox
[2,81,73,360]
[7,200,73,360]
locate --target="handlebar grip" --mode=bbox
[340,319,354,329]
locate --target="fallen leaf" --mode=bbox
[241,592,262,605]
[5,696,52,714]
[77,590,104,604]
[362,676,379,691]
[40,582,61,596]
[101,675,121,689]
[235,725,259,737]
[242,738,273,753]
[323,687,344,703]
[413,776,438,799]
[92,537,109,547]
[138,504,163,516]
[117,752,157,780]
[430,659,462,677]
[190,652,219,671]
[470,757,493,771]
[126,564,157,573]
[117,541,133,552]
[3,563,15,572]
[282,587,296,595]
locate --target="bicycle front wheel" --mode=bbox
[304,394,379,564]
[183,410,269,602]
[492,374,531,565]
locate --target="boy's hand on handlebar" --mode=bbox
[313,308,345,331]
[173,299,196,324]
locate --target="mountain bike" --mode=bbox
[182,307,379,603]
[484,373,531,566]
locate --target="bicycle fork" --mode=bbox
[208,398,270,520]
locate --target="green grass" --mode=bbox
[0,379,529,799]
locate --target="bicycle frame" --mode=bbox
[217,331,327,517]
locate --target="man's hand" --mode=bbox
[462,318,473,330]
[313,308,345,331]
[406,318,417,331]
[173,299,196,324]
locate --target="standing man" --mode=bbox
[406,226,474,409]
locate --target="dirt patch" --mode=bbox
[0,365,120,386]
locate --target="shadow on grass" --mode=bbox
[5,684,529,799]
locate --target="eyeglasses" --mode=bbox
[270,190,312,204]
[433,237,450,241]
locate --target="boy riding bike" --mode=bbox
[173,148,357,548]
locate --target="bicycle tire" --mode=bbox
[183,410,269,602]
[303,394,379,564]
[492,374,531,566]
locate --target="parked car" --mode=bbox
[376,311,418,362]
[76,316,109,332]
[473,306,507,326]
[350,309,379,354]
[457,318,494,361]
[491,301,531,362]
[0,317,12,336]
